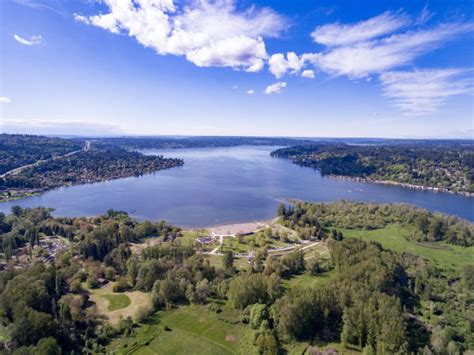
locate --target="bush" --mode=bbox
[69,278,83,293]
[113,279,131,293]
[134,305,153,323]
[206,303,222,313]
[87,276,98,289]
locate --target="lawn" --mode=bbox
[179,230,209,246]
[282,270,336,290]
[108,304,256,354]
[88,283,151,324]
[340,224,474,271]
[204,253,249,271]
[102,294,131,311]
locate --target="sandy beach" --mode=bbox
[208,221,269,236]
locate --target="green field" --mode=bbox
[340,224,474,271]
[282,270,336,290]
[108,305,255,354]
[102,294,132,311]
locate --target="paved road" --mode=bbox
[0,145,86,178]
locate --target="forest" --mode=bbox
[271,143,474,195]
[0,146,183,201]
[277,200,474,247]
[0,134,81,175]
[0,202,471,354]
[86,136,317,150]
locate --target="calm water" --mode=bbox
[1,146,473,227]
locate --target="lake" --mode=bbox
[0,146,472,227]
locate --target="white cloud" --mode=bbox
[74,13,120,34]
[0,97,11,103]
[13,34,43,46]
[301,69,315,79]
[269,12,471,81]
[311,11,409,46]
[268,52,319,78]
[269,52,302,78]
[264,82,287,94]
[246,89,255,94]
[75,0,287,72]
[185,35,266,72]
[316,23,473,78]
[416,5,435,26]
[379,68,474,115]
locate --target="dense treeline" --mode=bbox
[273,202,474,353]
[0,207,183,352]
[0,207,180,261]
[230,238,473,354]
[278,201,474,246]
[271,143,474,194]
[0,134,81,175]
[88,136,316,150]
[273,239,410,352]
[0,147,183,201]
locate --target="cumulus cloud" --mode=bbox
[0,97,11,103]
[75,0,287,72]
[13,34,43,46]
[311,11,409,46]
[246,89,255,94]
[264,82,286,94]
[379,68,474,115]
[301,70,315,79]
[268,52,319,78]
[269,52,303,78]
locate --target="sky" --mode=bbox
[0,0,473,138]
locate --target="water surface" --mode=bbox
[0,146,472,227]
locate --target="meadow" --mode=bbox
[108,304,255,354]
[340,224,474,271]
[87,283,151,324]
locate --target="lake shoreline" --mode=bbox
[1,146,472,224]
[325,174,474,198]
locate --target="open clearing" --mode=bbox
[340,224,474,271]
[88,283,151,324]
[102,294,131,311]
[108,305,255,354]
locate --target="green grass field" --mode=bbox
[179,230,207,245]
[282,270,336,290]
[102,294,132,311]
[340,224,474,271]
[108,305,255,354]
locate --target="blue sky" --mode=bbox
[0,0,473,138]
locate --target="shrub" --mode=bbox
[134,305,153,323]
[113,279,131,293]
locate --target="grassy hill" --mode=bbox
[108,305,255,354]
